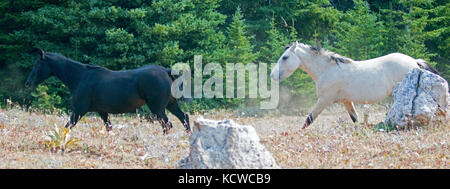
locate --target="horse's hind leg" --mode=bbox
[343,101,358,123]
[155,110,172,134]
[98,112,113,131]
[145,113,157,124]
[166,98,191,133]
[146,100,172,134]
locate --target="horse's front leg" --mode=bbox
[302,98,333,129]
[65,111,87,129]
[65,94,90,130]
[157,118,173,135]
[98,112,113,131]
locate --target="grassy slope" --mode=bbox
[0,105,448,169]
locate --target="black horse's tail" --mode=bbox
[417,59,441,76]
[166,68,183,89]
[166,68,190,101]
[166,69,178,81]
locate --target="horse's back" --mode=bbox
[377,53,419,79]
[337,53,420,103]
[357,53,415,65]
[354,53,418,74]
[135,65,172,96]
[381,53,417,65]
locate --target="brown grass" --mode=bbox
[0,104,448,169]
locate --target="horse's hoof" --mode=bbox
[167,122,173,129]
[185,130,192,135]
[302,123,309,129]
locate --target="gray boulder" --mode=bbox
[177,117,279,169]
[385,68,449,128]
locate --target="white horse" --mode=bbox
[271,41,440,128]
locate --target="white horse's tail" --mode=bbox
[417,59,440,76]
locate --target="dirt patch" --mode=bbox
[0,105,448,168]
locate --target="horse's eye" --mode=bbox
[282,56,289,60]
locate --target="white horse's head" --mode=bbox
[270,41,303,81]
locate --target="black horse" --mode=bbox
[25,49,190,134]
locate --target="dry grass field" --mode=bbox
[0,104,448,169]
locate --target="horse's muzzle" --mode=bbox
[25,81,35,89]
[270,72,281,81]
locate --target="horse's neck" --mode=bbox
[295,49,330,81]
[49,59,86,92]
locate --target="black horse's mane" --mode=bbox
[46,52,109,71]
[85,64,106,70]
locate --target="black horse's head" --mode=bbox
[25,49,53,89]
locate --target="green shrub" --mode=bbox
[373,122,397,132]
[31,85,61,114]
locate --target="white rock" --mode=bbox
[385,68,449,128]
[177,117,279,169]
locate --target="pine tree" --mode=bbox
[0,0,48,105]
[1,0,448,110]
[398,0,436,60]
[294,0,343,45]
[381,0,406,54]
[224,7,258,64]
[260,16,290,63]
[1,0,228,110]
[380,0,441,61]
[334,0,385,60]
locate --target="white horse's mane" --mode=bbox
[296,43,353,64]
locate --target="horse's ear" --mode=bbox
[38,48,45,60]
[291,41,298,51]
[315,39,322,50]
